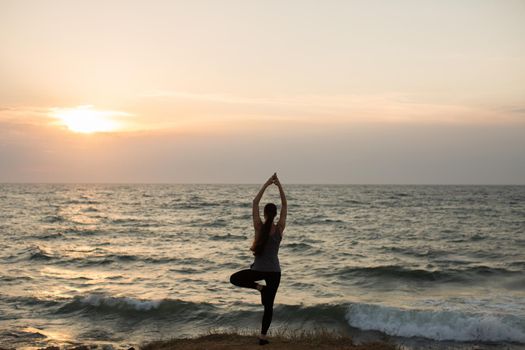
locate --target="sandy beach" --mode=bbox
[140,332,396,350]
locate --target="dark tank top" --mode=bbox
[251,227,282,272]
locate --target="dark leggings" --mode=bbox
[230,269,281,335]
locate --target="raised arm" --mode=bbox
[275,176,287,234]
[253,173,276,230]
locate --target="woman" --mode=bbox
[230,173,287,345]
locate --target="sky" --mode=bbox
[1,0,524,184]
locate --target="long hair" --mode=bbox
[251,203,277,256]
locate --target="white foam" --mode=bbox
[346,303,525,343]
[80,294,162,311]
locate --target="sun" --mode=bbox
[51,105,127,133]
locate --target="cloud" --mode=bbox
[139,90,525,125]
[2,94,524,141]
[508,107,525,115]
[0,106,55,126]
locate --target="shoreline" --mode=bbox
[141,331,396,350]
[21,329,525,350]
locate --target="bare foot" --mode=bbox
[258,334,269,345]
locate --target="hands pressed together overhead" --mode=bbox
[266,173,282,187]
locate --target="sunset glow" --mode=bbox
[51,106,127,133]
[1,0,524,184]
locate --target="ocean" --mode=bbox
[0,184,524,349]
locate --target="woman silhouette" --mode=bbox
[230,173,287,345]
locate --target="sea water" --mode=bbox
[0,184,524,349]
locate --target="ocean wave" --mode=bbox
[470,233,488,241]
[168,202,222,210]
[509,261,525,268]
[0,275,33,282]
[64,227,103,235]
[1,295,62,308]
[34,232,64,240]
[111,218,155,227]
[53,295,350,327]
[384,246,450,258]
[346,303,525,342]
[10,247,148,266]
[62,254,149,266]
[209,233,246,241]
[336,265,448,282]
[64,199,100,205]
[168,267,202,274]
[41,215,65,223]
[55,294,217,317]
[291,217,345,226]
[4,290,525,344]
[283,242,324,256]
[28,246,55,261]
[196,219,228,228]
[336,265,524,283]
[344,199,364,205]
[159,200,241,211]
[63,254,213,267]
[285,242,314,251]
[394,192,410,197]
[81,206,99,213]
